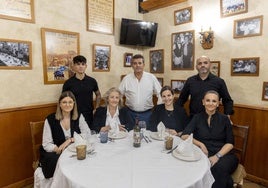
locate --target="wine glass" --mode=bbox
[88,130,97,150]
[138,121,147,138]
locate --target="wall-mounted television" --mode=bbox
[119,18,158,47]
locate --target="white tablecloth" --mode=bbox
[51,131,214,188]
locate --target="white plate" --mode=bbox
[67,143,93,153]
[108,131,128,139]
[150,132,169,141]
[172,147,201,161]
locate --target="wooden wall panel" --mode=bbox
[0,102,267,187]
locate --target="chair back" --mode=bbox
[232,124,249,165]
[30,121,44,170]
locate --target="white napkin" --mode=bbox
[109,120,119,136]
[157,121,166,138]
[74,131,87,147]
[176,133,194,157]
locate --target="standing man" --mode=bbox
[62,55,101,129]
[176,55,234,119]
[119,54,162,125]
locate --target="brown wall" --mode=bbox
[0,102,267,187]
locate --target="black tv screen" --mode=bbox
[119,18,158,47]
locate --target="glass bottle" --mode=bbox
[133,118,141,147]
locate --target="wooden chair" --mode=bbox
[232,124,249,188]
[30,121,44,170]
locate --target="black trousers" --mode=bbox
[211,153,239,188]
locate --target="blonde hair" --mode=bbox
[103,87,123,108]
[55,91,78,120]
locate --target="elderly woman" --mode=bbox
[182,90,238,188]
[148,85,189,136]
[39,91,90,178]
[92,87,134,133]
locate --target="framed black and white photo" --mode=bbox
[124,53,132,67]
[171,30,195,70]
[174,6,192,25]
[233,15,263,38]
[171,80,186,94]
[157,77,163,87]
[92,44,110,72]
[220,0,248,17]
[262,82,268,101]
[210,61,220,77]
[231,57,259,76]
[150,49,164,73]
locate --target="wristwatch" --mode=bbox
[216,153,222,159]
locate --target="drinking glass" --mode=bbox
[138,121,147,138]
[88,130,98,149]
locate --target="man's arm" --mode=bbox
[94,90,101,109]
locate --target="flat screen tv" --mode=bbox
[119,18,158,47]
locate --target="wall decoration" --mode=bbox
[150,49,164,73]
[157,77,163,87]
[41,28,79,84]
[220,0,247,17]
[171,80,186,94]
[87,0,114,34]
[0,38,32,70]
[92,44,111,72]
[171,30,195,70]
[124,53,132,67]
[262,82,268,101]
[210,61,220,77]
[174,6,192,25]
[0,0,35,23]
[233,15,263,38]
[231,57,259,76]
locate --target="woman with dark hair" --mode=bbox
[182,90,238,188]
[92,87,134,133]
[148,85,189,136]
[39,91,90,178]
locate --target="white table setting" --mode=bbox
[50,129,214,188]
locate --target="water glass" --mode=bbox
[88,130,97,149]
[139,121,147,138]
[100,131,108,143]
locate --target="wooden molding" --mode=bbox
[140,0,187,11]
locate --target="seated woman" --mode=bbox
[148,85,189,136]
[39,91,90,178]
[181,90,238,188]
[92,87,134,133]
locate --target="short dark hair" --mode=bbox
[160,85,174,96]
[132,54,144,63]
[73,55,87,64]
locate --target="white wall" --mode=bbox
[0,0,267,109]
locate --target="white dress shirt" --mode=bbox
[42,114,90,152]
[119,72,162,112]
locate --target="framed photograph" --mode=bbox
[87,0,114,34]
[41,28,80,84]
[174,6,192,25]
[171,30,195,70]
[0,0,34,23]
[92,44,111,72]
[220,0,248,18]
[0,38,32,70]
[262,82,268,101]
[171,80,186,94]
[124,53,132,67]
[157,77,163,87]
[231,57,259,76]
[150,49,164,73]
[210,61,220,77]
[233,15,263,38]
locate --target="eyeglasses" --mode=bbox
[61,101,74,105]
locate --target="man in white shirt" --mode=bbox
[119,54,162,125]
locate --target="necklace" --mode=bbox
[166,109,174,117]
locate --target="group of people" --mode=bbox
[39,54,238,188]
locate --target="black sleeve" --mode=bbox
[148,105,162,132]
[175,79,190,107]
[119,107,135,131]
[92,107,106,132]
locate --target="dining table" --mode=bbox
[50,131,214,188]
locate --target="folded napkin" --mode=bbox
[176,133,194,157]
[109,120,119,136]
[74,131,87,147]
[157,121,166,139]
